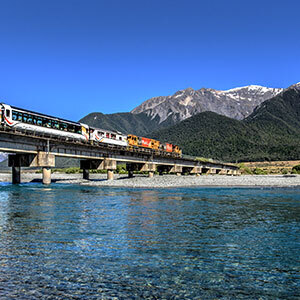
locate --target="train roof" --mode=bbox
[8,104,82,127]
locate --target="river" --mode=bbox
[0,184,299,299]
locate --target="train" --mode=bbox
[0,103,182,157]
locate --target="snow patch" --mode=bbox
[179,96,193,106]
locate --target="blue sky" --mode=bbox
[0,0,299,121]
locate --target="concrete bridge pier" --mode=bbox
[190,166,202,176]
[80,160,90,180]
[107,170,114,180]
[215,169,222,175]
[209,168,217,175]
[12,166,21,184]
[8,152,55,184]
[169,165,182,176]
[42,167,51,185]
[182,166,193,175]
[80,158,117,181]
[126,162,156,178]
[128,170,134,178]
[83,168,89,180]
[9,155,23,184]
[227,169,233,176]
[201,167,210,175]
[126,163,135,178]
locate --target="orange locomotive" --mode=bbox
[127,134,181,157]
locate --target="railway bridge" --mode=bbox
[0,126,240,184]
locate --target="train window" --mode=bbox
[68,125,75,133]
[119,137,122,140]
[6,110,10,118]
[22,114,32,124]
[106,132,110,138]
[45,119,52,128]
[12,112,17,120]
[37,118,43,126]
[76,127,81,134]
[17,113,23,121]
[111,134,116,139]
[98,131,104,136]
[53,121,59,129]
[59,123,67,131]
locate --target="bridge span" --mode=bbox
[0,126,240,184]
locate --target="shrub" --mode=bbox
[116,164,127,174]
[292,164,300,174]
[90,169,107,174]
[238,163,253,175]
[65,167,81,174]
[253,168,267,175]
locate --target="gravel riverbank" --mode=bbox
[0,172,299,188]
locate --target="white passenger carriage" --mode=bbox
[89,128,128,147]
[0,103,89,141]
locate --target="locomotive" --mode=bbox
[0,103,182,157]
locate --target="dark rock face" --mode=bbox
[131,85,283,123]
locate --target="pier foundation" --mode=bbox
[12,166,21,184]
[83,169,89,180]
[107,170,114,180]
[42,167,51,185]
[8,152,55,184]
[128,170,134,178]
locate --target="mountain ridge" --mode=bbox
[131,85,283,123]
[80,84,285,135]
[150,85,300,162]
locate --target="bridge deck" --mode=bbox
[0,126,238,170]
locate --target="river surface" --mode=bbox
[0,184,299,299]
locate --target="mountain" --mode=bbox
[150,84,300,162]
[79,112,161,136]
[79,84,283,135]
[131,85,283,123]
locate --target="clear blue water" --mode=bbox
[0,183,299,299]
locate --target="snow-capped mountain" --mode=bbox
[131,85,283,123]
[289,82,300,91]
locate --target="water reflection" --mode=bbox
[0,184,299,299]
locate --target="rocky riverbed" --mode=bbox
[0,172,299,188]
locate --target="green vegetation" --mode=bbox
[238,163,253,175]
[252,168,268,175]
[292,164,300,174]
